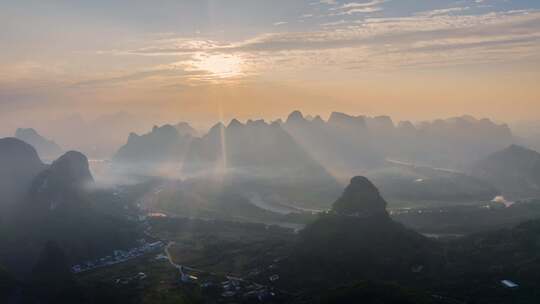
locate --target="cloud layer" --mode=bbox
[100,8,540,85]
[1,0,539,123]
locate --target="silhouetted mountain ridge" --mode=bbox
[114,111,514,175]
[114,124,192,164]
[112,112,516,208]
[29,151,94,212]
[471,144,540,198]
[15,128,63,161]
[0,144,139,275]
[277,176,441,290]
[0,138,46,212]
[332,176,388,217]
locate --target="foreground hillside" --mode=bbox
[1,171,539,303]
[2,132,540,303]
[269,177,443,295]
[0,139,141,278]
[0,138,46,215]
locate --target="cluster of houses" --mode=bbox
[501,279,519,289]
[216,276,278,302]
[114,272,148,285]
[179,266,280,303]
[71,240,165,273]
[179,266,199,284]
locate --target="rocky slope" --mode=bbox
[0,138,46,212]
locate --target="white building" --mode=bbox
[501,280,519,288]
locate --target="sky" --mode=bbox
[1,0,540,132]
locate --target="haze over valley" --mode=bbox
[2,0,540,303]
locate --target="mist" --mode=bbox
[3,0,540,302]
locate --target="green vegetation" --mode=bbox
[393,201,540,235]
[78,255,202,304]
[151,217,295,276]
[0,265,17,302]
[318,281,437,304]
[367,164,498,204]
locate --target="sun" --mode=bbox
[189,53,245,79]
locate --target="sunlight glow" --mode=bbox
[187,53,245,80]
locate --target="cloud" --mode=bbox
[339,7,382,14]
[319,0,338,5]
[330,0,387,15]
[72,69,188,87]
[415,7,470,17]
[122,9,540,54]
[341,0,386,9]
[92,8,540,85]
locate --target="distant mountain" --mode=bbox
[29,112,152,159]
[217,118,344,208]
[510,120,540,153]
[114,112,514,177]
[175,121,199,137]
[0,138,46,211]
[374,115,513,170]
[471,145,540,198]
[367,164,499,204]
[403,116,513,169]
[283,111,383,179]
[113,112,517,207]
[15,128,63,160]
[114,124,193,165]
[186,118,335,176]
[282,112,513,179]
[114,120,342,209]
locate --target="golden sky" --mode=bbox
[1,0,539,132]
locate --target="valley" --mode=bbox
[2,112,540,303]
[3,2,540,302]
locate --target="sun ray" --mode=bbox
[186,53,245,81]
